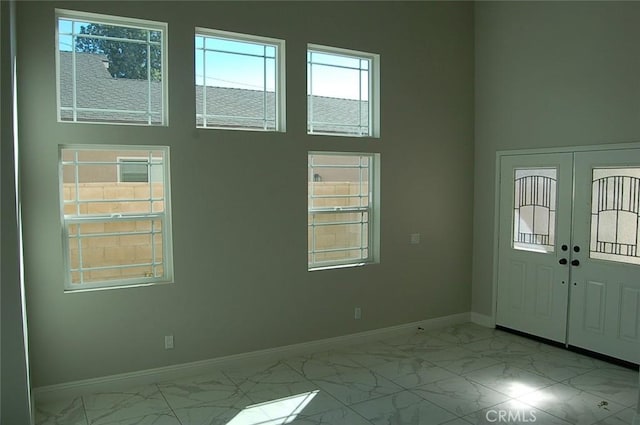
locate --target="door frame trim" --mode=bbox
[491,141,640,327]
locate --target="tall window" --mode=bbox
[195,29,285,131]
[56,10,167,125]
[59,146,173,291]
[308,152,379,269]
[307,45,379,137]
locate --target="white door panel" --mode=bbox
[497,148,640,364]
[496,153,573,343]
[570,149,640,363]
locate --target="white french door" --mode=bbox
[496,148,640,364]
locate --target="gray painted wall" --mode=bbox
[473,2,640,316]
[17,1,474,387]
[1,1,33,423]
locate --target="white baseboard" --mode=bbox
[33,312,470,403]
[470,312,494,328]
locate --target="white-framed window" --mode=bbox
[59,145,173,291]
[56,9,168,125]
[308,152,380,270]
[307,45,379,137]
[195,28,285,131]
[117,157,162,183]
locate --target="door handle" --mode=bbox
[571,259,580,266]
[561,244,568,251]
[573,246,580,253]
[559,258,568,265]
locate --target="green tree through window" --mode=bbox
[75,23,161,81]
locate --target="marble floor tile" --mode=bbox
[509,351,604,382]
[493,331,567,354]
[243,381,344,417]
[463,363,556,397]
[595,408,636,425]
[418,346,503,375]
[350,390,457,425]
[312,369,403,406]
[463,399,573,425]
[368,357,457,389]
[425,323,500,345]
[83,385,172,425]
[411,375,510,417]
[565,367,639,408]
[288,406,373,425]
[157,370,246,409]
[96,413,181,425]
[379,331,455,355]
[441,419,473,425]
[516,382,627,425]
[337,341,414,368]
[173,404,242,425]
[35,397,87,425]
[284,350,363,380]
[222,391,330,424]
[462,337,539,362]
[222,360,294,388]
[33,322,639,425]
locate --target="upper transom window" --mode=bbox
[195,29,285,131]
[56,10,167,125]
[307,45,379,137]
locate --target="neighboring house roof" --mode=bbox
[59,52,369,133]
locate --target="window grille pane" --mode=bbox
[308,153,374,269]
[512,168,557,253]
[57,13,166,125]
[307,47,374,137]
[60,146,171,289]
[590,167,640,266]
[195,30,281,131]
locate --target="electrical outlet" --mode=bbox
[354,307,362,320]
[410,233,421,244]
[164,335,174,350]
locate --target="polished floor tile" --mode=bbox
[596,408,637,425]
[35,397,87,425]
[158,371,246,409]
[351,390,457,425]
[284,350,363,380]
[463,363,556,397]
[516,382,627,425]
[369,357,457,389]
[288,406,373,425]
[411,375,510,416]
[34,323,639,425]
[312,368,403,405]
[565,367,640,408]
[463,399,573,425]
[82,385,173,425]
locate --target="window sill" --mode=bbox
[308,262,374,272]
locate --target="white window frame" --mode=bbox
[59,145,174,291]
[307,44,380,138]
[55,9,169,126]
[195,28,286,132]
[308,151,380,270]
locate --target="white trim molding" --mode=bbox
[34,312,471,403]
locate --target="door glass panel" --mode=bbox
[590,168,640,265]
[513,168,557,253]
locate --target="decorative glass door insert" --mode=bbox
[513,168,557,253]
[590,167,640,265]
